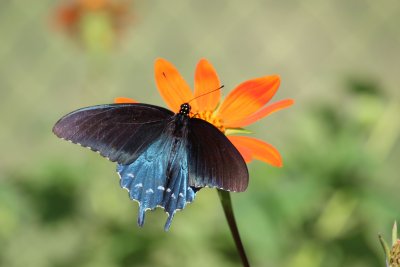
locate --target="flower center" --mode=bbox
[192,111,225,133]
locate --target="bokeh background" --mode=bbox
[1,0,400,266]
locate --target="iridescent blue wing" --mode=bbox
[187,118,249,192]
[52,103,173,164]
[117,120,196,231]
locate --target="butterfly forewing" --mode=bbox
[187,118,249,192]
[52,103,174,164]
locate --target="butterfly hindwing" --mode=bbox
[187,118,249,192]
[52,104,174,164]
[117,120,196,231]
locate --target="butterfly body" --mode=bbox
[53,103,248,230]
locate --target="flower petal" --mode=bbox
[114,97,138,104]
[228,136,283,167]
[217,75,280,127]
[228,99,294,127]
[194,59,221,112]
[228,136,253,163]
[154,58,196,113]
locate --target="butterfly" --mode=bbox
[53,101,249,230]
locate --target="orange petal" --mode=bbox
[228,99,294,127]
[194,59,221,112]
[217,75,280,127]
[154,58,196,113]
[114,97,138,104]
[228,136,283,167]
[228,136,253,163]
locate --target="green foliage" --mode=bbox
[2,74,396,267]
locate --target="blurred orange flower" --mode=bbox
[54,0,131,43]
[115,59,294,167]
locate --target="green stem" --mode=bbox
[218,190,250,267]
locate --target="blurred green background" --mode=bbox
[1,0,400,266]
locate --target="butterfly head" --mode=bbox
[179,103,191,116]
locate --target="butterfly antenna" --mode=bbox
[188,85,224,103]
[162,72,224,104]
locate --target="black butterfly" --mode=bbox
[53,102,248,230]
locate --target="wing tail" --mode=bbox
[117,134,196,230]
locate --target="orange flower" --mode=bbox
[116,59,294,167]
[54,0,131,40]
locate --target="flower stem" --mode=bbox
[218,189,250,267]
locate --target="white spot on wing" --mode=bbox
[157,186,165,190]
[166,188,171,192]
[128,173,134,178]
[135,183,143,188]
[179,193,184,197]
[146,189,154,194]
[171,193,176,199]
